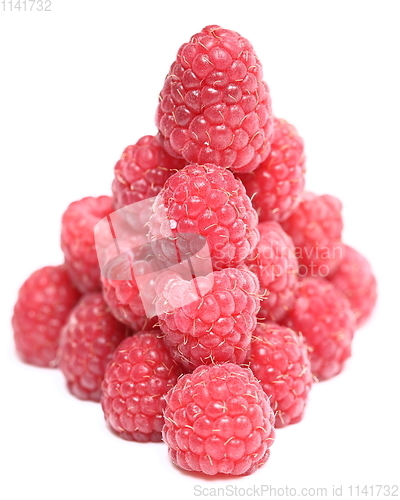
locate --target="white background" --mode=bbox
[1,1,399,499]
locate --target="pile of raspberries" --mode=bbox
[12,26,377,477]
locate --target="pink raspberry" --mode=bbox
[112,135,186,209]
[58,293,128,401]
[281,192,344,276]
[249,322,313,427]
[148,163,259,271]
[284,277,356,381]
[237,117,305,222]
[101,250,158,332]
[156,25,273,173]
[246,221,298,322]
[12,265,81,367]
[155,267,260,371]
[61,196,114,293]
[163,363,275,476]
[329,245,377,327]
[101,331,182,442]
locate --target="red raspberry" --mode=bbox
[12,265,80,367]
[285,277,356,381]
[246,221,298,322]
[237,117,305,222]
[58,293,128,401]
[101,331,182,442]
[281,192,344,276]
[249,322,313,427]
[156,25,273,173]
[148,163,259,271]
[163,363,275,476]
[155,267,260,370]
[112,135,186,209]
[61,196,114,293]
[329,245,377,327]
[101,251,158,332]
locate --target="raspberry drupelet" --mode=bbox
[285,277,356,381]
[148,163,259,271]
[281,192,344,277]
[155,267,261,371]
[156,25,273,173]
[58,293,128,401]
[249,322,313,427]
[163,363,275,476]
[246,221,298,322]
[12,265,81,367]
[112,135,186,209]
[101,331,183,442]
[329,245,377,327]
[61,195,114,293]
[237,117,306,222]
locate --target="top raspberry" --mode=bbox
[156,25,273,173]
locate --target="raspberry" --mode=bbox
[163,363,275,476]
[101,250,158,332]
[155,267,260,370]
[237,117,305,222]
[148,163,259,271]
[284,277,356,381]
[101,331,182,441]
[249,322,313,427]
[156,25,273,173]
[246,221,298,322]
[281,192,344,276]
[112,135,186,209]
[61,196,114,293]
[58,293,128,401]
[329,245,377,327]
[12,265,80,367]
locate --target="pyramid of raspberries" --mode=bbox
[13,26,377,476]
